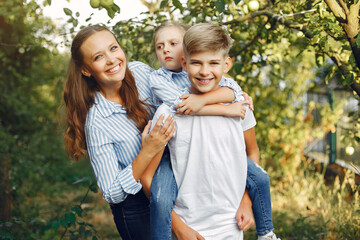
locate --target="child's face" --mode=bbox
[155,26,184,72]
[182,50,231,94]
[80,30,127,89]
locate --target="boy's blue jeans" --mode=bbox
[150,151,273,239]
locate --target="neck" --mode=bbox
[100,86,123,105]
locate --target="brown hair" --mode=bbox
[183,22,233,58]
[63,25,151,160]
[153,22,189,46]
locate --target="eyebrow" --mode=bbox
[91,42,117,59]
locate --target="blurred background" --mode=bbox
[0,0,359,239]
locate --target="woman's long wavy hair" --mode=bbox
[64,25,151,161]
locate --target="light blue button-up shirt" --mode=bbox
[85,61,158,204]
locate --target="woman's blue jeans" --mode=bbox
[110,190,151,240]
[150,154,274,239]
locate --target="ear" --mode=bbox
[81,67,91,77]
[223,56,232,74]
[181,56,187,72]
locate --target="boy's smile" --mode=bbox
[182,50,232,94]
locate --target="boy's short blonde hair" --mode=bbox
[153,22,189,45]
[183,23,233,58]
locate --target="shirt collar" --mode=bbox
[94,91,126,118]
[159,66,187,79]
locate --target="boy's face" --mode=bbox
[155,26,184,72]
[182,50,232,94]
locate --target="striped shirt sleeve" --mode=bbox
[86,124,142,203]
[149,71,183,108]
[219,76,244,102]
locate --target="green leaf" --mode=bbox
[89,184,98,193]
[112,3,121,13]
[106,7,116,19]
[355,34,360,47]
[234,0,241,5]
[63,8,72,16]
[71,205,83,217]
[65,212,76,225]
[215,0,225,12]
[172,0,184,12]
[59,218,67,227]
[160,0,169,9]
[0,230,13,240]
[52,220,60,231]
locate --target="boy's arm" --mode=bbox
[172,210,205,240]
[236,190,255,231]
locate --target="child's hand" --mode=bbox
[242,91,254,111]
[225,101,249,118]
[174,94,206,115]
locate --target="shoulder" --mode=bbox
[128,61,154,74]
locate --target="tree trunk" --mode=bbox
[0,152,11,221]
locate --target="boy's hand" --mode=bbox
[242,91,254,111]
[175,94,205,115]
[236,190,255,231]
[173,221,205,240]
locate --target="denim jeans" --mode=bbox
[246,158,274,236]
[150,155,273,239]
[110,190,151,240]
[150,146,178,240]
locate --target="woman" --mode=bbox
[63,25,175,239]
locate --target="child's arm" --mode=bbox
[140,149,165,199]
[244,128,260,164]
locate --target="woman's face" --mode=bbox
[80,30,127,90]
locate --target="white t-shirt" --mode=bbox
[152,103,256,239]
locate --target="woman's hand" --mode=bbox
[141,114,175,157]
[132,114,175,182]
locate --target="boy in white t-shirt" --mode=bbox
[148,23,257,239]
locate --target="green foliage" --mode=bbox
[1,0,358,238]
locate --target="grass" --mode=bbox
[1,157,358,239]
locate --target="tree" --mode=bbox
[0,0,68,222]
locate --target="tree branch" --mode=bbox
[338,0,349,15]
[327,51,360,96]
[324,0,346,22]
[222,10,314,38]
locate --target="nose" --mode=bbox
[199,64,209,76]
[163,43,170,53]
[106,52,116,64]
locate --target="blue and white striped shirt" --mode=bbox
[149,66,244,108]
[85,61,158,204]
